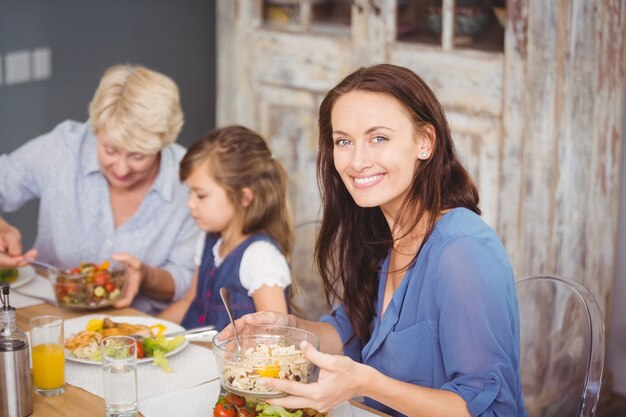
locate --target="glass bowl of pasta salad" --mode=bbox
[212,325,320,399]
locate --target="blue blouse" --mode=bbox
[321,208,527,417]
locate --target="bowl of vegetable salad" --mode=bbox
[50,261,127,309]
[212,325,320,399]
[213,391,339,417]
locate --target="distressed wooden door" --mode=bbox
[216,0,626,333]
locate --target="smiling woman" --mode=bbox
[226,64,527,417]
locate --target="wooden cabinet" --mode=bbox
[216,0,626,325]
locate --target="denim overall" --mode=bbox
[181,233,288,330]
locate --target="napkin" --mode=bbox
[10,275,56,308]
[137,382,379,417]
[9,292,46,308]
[138,379,222,417]
[351,404,383,417]
[65,343,219,401]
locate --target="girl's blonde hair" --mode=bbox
[89,64,184,154]
[180,125,294,261]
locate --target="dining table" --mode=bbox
[17,303,154,417]
[13,298,388,417]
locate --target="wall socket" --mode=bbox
[32,48,52,80]
[2,47,52,86]
[5,50,31,85]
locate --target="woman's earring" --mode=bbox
[420,151,429,159]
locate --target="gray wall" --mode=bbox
[0,0,216,248]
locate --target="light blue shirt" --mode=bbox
[0,120,200,314]
[321,208,527,417]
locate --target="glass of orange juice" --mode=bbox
[30,315,65,396]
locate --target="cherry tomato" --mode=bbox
[236,408,255,417]
[66,283,80,294]
[136,341,145,359]
[214,403,235,417]
[104,282,116,293]
[224,393,245,408]
[93,271,109,286]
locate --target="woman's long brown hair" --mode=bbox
[316,64,480,343]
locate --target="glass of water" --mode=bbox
[101,336,138,417]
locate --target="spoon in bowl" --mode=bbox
[25,259,61,280]
[219,287,242,354]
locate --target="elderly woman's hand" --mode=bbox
[0,220,37,268]
[261,340,364,412]
[112,252,143,307]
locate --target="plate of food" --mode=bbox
[63,315,189,368]
[212,392,352,417]
[0,266,36,288]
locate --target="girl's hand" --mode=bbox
[218,311,296,341]
[112,253,143,307]
[262,340,363,412]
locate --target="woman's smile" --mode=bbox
[352,173,385,188]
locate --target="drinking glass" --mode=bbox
[29,315,65,396]
[101,335,138,417]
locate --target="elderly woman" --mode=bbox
[0,64,199,314]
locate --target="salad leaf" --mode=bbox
[0,268,18,283]
[152,350,172,372]
[256,403,303,417]
[142,335,185,357]
[142,335,184,372]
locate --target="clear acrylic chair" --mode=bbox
[516,275,605,417]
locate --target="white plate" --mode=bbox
[8,266,36,288]
[64,314,189,365]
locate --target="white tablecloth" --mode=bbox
[139,384,379,417]
[65,343,218,402]
[66,344,380,417]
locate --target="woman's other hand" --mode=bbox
[112,252,143,307]
[0,219,37,268]
[218,311,296,341]
[262,340,364,412]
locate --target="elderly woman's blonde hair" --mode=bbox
[89,64,184,154]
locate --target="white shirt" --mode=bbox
[194,233,291,296]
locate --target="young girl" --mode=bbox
[158,125,294,330]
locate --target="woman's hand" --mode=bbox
[217,311,296,341]
[0,220,37,268]
[112,252,143,307]
[262,340,364,412]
